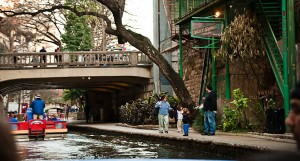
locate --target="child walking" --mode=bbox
[176,105,183,133]
[182,108,190,136]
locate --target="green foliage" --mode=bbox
[61,12,93,51]
[168,96,179,108]
[63,89,86,101]
[119,93,179,125]
[231,88,249,110]
[63,89,86,111]
[248,100,266,131]
[119,99,157,125]
[222,88,251,132]
[217,9,265,61]
[192,111,204,133]
[222,105,239,131]
[266,98,276,109]
[0,43,7,53]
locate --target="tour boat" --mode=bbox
[9,107,68,140]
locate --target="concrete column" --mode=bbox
[63,52,70,67]
[130,52,138,65]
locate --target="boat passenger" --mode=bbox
[26,107,33,121]
[30,94,45,119]
[10,115,19,123]
[50,114,58,121]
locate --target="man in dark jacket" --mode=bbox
[202,84,217,136]
[30,94,45,119]
[39,47,47,63]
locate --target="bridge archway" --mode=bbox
[0,51,153,121]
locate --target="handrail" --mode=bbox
[0,51,152,69]
[257,0,284,95]
[257,0,282,58]
[176,0,214,19]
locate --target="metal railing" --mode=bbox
[0,51,152,69]
[176,0,214,19]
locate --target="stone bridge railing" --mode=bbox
[0,51,152,69]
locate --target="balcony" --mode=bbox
[174,0,223,24]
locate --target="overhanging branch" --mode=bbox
[0,4,119,37]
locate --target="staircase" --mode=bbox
[256,0,284,95]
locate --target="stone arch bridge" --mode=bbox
[0,51,153,122]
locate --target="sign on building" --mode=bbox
[191,20,223,38]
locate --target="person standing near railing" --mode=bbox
[54,47,62,63]
[39,47,47,64]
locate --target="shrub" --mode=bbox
[119,94,179,125]
[222,105,239,131]
[192,110,204,133]
[222,88,252,132]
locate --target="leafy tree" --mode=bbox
[64,0,111,51]
[0,0,195,108]
[63,89,86,110]
[61,12,93,51]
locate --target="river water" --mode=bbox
[17,131,230,161]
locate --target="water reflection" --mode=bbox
[17,131,226,161]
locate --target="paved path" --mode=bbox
[67,121,297,153]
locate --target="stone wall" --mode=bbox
[181,38,282,108]
[182,40,206,103]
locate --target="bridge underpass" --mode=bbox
[0,51,154,122]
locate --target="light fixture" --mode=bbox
[215,11,221,18]
[88,77,91,80]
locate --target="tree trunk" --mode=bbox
[118,27,195,108]
[101,18,106,51]
[9,30,14,53]
[1,0,197,109]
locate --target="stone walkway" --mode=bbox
[67,120,297,153]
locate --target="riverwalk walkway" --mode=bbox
[67,120,297,154]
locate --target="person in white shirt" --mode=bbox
[176,105,183,133]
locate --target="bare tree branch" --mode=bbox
[0,0,196,107]
[1,5,118,36]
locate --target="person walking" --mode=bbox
[202,84,217,136]
[30,94,45,120]
[182,108,190,136]
[155,95,173,133]
[84,105,90,123]
[176,105,183,133]
[64,104,70,120]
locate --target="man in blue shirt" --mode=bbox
[30,94,45,119]
[155,95,173,133]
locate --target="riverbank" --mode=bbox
[67,120,297,158]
